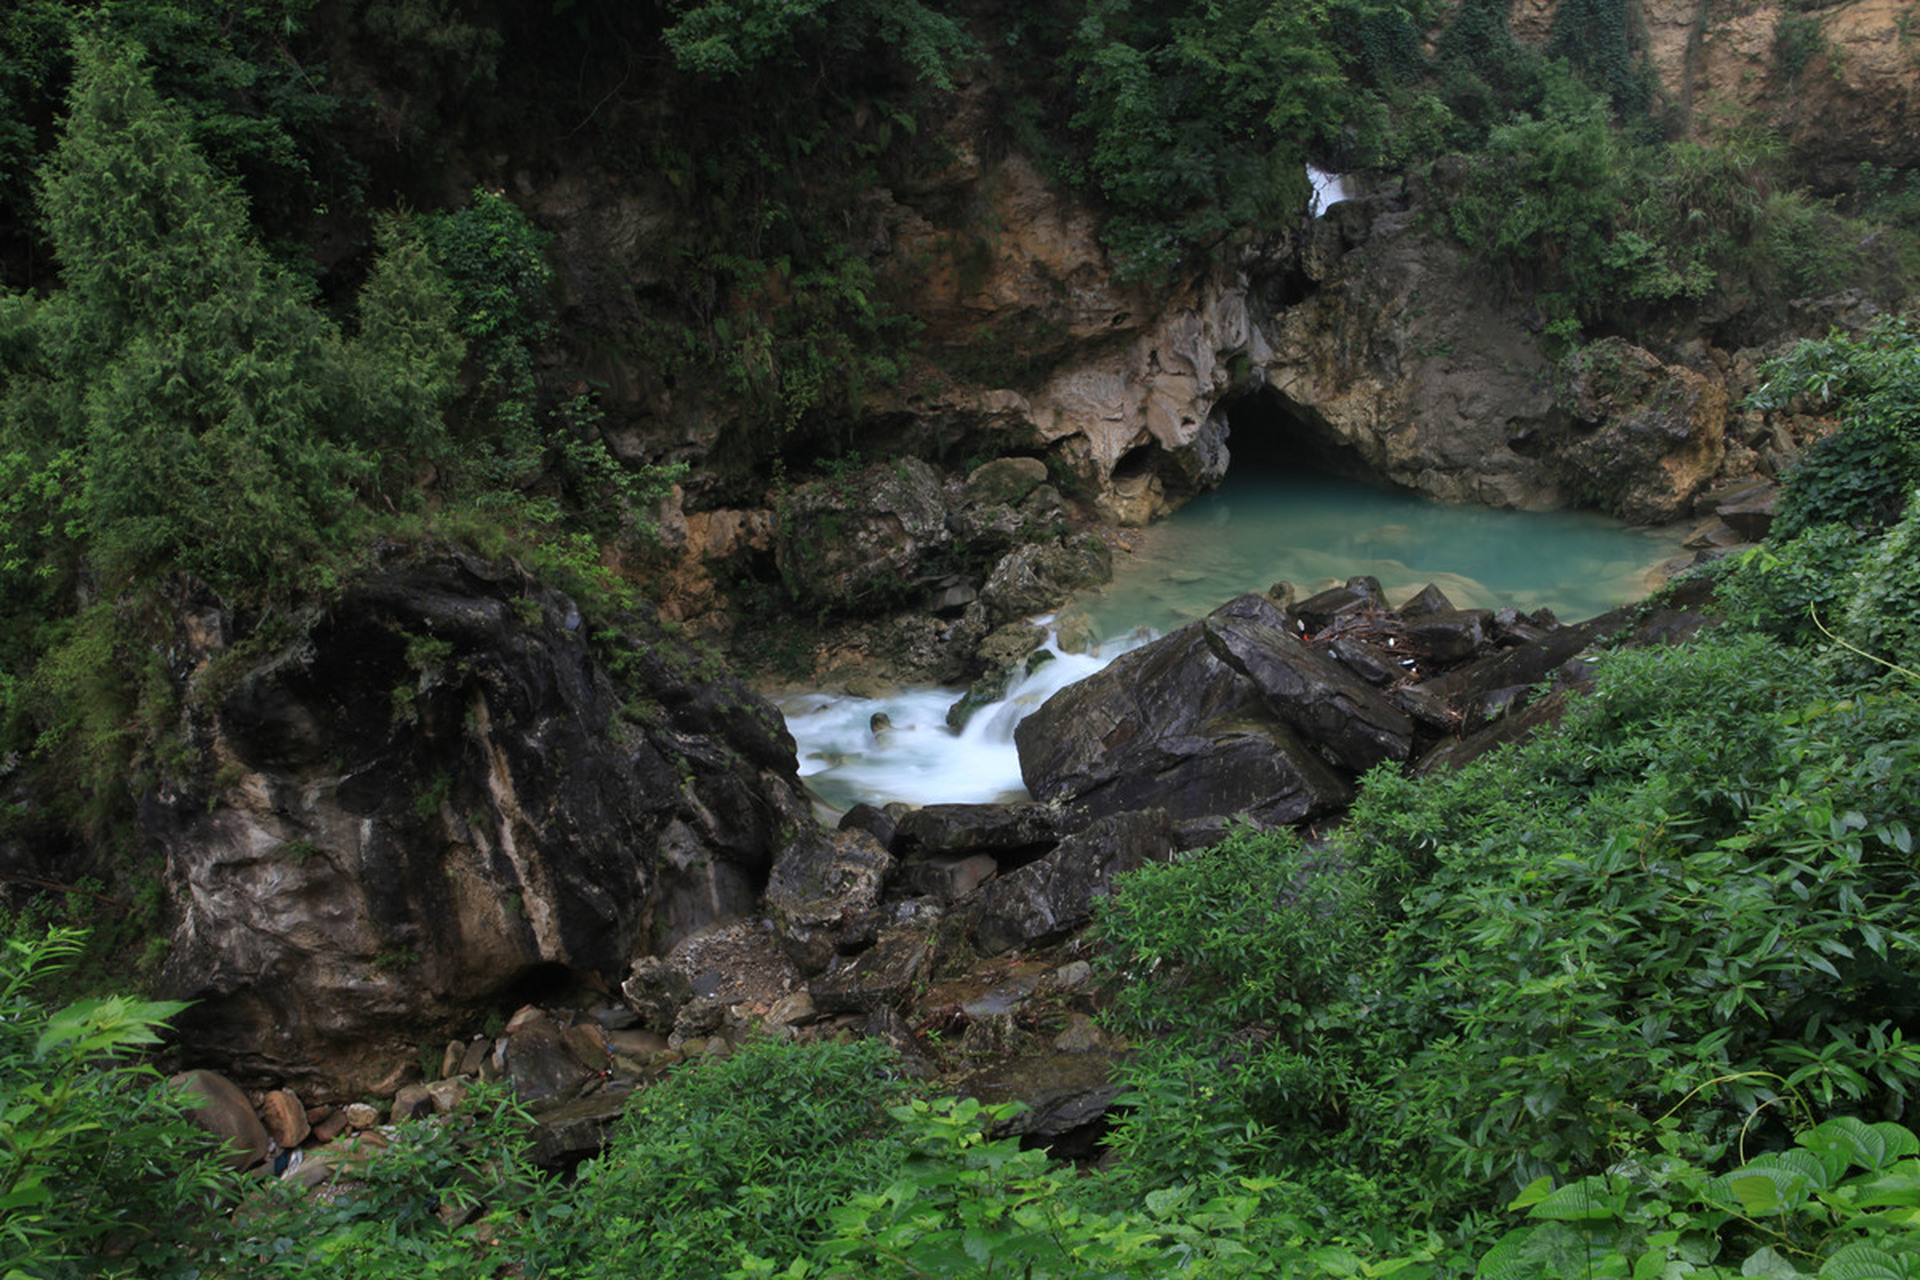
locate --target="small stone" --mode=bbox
[260,1089,310,1149]
[607,1028,670,1058]
[310,1107,350,1144]
[765,992,817,1027]
[702,1036,733,1059]
[504,1004,545,1035]
[342,1102,380,1130]
[1053,960,1092,989]
[680,1037,708,1057]
[459,1038,491,1077]
[425,1079,468,1114]
[439,1039,465,1080]
[391,1083,435,1120]
[280,1149,340,1194]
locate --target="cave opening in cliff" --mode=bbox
[1214,384,1375,483]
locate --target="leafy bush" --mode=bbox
[1095,631,1920,1227]
[562,1038,915,1279]
[0,923,231,1279]
[1749,317,1920,540]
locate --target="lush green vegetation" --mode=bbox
[5,313,1919,1278]
[2,4,1919,1277]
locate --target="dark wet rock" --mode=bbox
[1324,635,1400,685]
[958,1051,1125,1142]
[1418,614,1615,711]
[1389,684,1458,735]
[904,853,1000,903]
[527,1082,638,1169]
[1015,620,1352,828]
[810,927,936,1016]
[1490,607,1557,647]
[1396,583,1456,620]
[1294,576,1387,632]
[173,1070,270,1172]
[1207,592,1293,629]
[1417,690,1577,775]
[837,802,899,850]
[894,801,1069,857]
[1202,614,1415,771]
[1404,609,1495,665]
[971,810,1176,956]
[765,828,894,973]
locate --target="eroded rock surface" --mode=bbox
[151,548,818,1095]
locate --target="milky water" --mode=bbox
[779,469,1690,815]
[1308,164,1351,217]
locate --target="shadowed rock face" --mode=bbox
[151,549,816,1095]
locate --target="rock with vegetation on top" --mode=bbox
[774,457,952,614]
[149,548,820,1096]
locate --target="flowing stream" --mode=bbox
[779,468,1690,815]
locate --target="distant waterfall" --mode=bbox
[1308,164,1350,217]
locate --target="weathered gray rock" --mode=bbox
[501,1008,593,1103]
[766,828,894,973]
[620,956,693,1033]
[977,538,1113,624]
[147,549,820,1096]
[971,810,1176,956]
[775,457,952,614]
[963,457,1049,509]
[1559,339,1727,523]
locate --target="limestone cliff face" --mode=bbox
[1521,0,1920,187]
[150,549,815,1094]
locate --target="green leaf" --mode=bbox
[1530,1175,1624,1221]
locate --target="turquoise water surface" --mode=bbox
[1079,468,1689,636]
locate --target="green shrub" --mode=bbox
[564,1038,915,1279]
[0,923,232,1279]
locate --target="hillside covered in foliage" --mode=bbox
[3,0,1920,1276]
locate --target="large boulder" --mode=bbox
[149,549,820,1095]
[774,457,952,614]
[1014,618,1352,829]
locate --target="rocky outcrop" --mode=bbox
[1558,338,1729,523]
[150,548,819,1095]
[1013,603,1358,831]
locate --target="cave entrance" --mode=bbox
[1212,384,1375,482]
